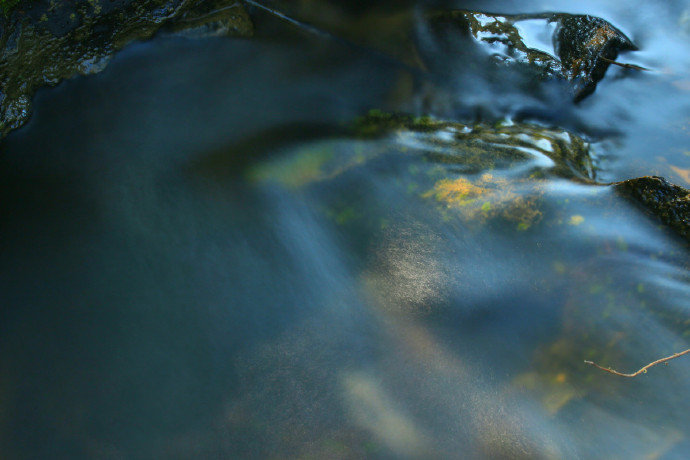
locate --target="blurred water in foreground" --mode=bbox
[1,0,689,457]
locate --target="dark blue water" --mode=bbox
[1,1,689,458]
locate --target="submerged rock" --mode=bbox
[0,0,253,138]
[421,173,545,230]
[353,110,598,182]
[424,10,638,101]
[241,110,599,232]
[353,111,599,229]
[615,176,690,242]
[242,111,598,188]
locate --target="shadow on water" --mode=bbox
[1,0,690,458]
[190,122,348,179]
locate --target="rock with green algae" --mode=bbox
[245,111,599,191]
[0,0,253,138]
[615,176,690,243]
[424,10,638,101]
[421,173,545,230]
[244,110,599,231]
[353,110,598,182]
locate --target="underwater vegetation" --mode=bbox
[2,1,689,457]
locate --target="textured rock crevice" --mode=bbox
[0,0,253,138]
[423,10,638,101]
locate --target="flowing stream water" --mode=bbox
[1,0,690,458]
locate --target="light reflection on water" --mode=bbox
[1,0,689,458]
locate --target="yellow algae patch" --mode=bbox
[568,215,585,226]
[424,174,544,230]
[423,177,486,207]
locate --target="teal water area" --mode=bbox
[1,1,689,457]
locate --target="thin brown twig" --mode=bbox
[584,349,690,378]
[600,56,650,71]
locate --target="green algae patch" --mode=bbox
[353,110,443,138]
[327,205,360,226]
[245,111,600,233]
[0,0,253,138]
[244,110,603,234]
[249,111,598,195]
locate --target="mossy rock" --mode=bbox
[244,110,599,233]
[247,110,598,191]
[0,0,253,138]
[615,176,690,243]
[353,110,597,181]
[421,173,545,230]
[424,10,638,101]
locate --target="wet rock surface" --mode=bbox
[351,110,598,181]
[352,112,690,242]
[245,110,690,242]
[0,0,252,138]
[424,10,638,101]
[225,2,639,103]
[615,176,690,242]
[0,3,643,139]
[241,110,600,234]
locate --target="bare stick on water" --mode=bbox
[584,349,690,378]
[599,56,650,71]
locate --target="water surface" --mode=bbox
[1,0,689,457]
